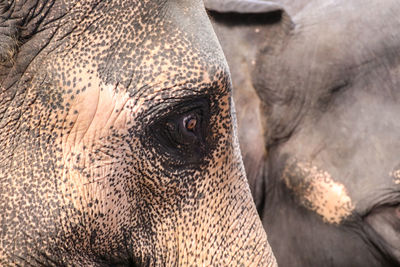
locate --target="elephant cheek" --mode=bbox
[60,75,133,151]
[55,75,135,213]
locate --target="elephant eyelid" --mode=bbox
[147,96,210,124]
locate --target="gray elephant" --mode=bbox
[0,0,277,266]
[206,0,400,266]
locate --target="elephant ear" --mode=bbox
[204,0,283,14]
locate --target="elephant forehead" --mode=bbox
[283,160,355,224]
[54,37,216,94]
[52,0,226,89]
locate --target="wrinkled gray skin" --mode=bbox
[0,0,277,266]
[207,0,400,266]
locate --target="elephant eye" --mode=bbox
[184,115,197,132]
[149,98,210,165]
[165,111,204,146]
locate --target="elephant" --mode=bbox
[0,0,277,266]
[206,0,400,266]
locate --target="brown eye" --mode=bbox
[184,116,197,132]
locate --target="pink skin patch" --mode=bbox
[283,160,354,224]
[390,170,400,185]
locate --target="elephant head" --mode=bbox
[207,0,400,266]
[0,0,276,265]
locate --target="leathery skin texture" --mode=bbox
[0,0,276,266]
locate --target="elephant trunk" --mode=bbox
[152,158,277,265]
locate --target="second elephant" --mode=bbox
[206,0,400,266]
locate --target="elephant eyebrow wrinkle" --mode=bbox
[140,91,210,121]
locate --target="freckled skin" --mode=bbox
[282,160,354,224]
[0,0,276,266]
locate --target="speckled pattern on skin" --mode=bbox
[390,169,400,185]
[282,160,354,224]
[0,0,276,266]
